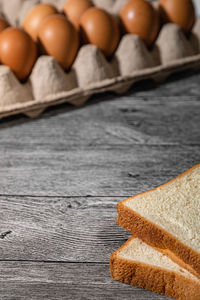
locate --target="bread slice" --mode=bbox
[117,164,200,277]
[110,237,200,299]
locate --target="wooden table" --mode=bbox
[0,69,199,299]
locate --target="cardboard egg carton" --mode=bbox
[0,0,200,119]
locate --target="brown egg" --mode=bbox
[159,0,195,33]
[38,15,79,69]
[0,18,9,33]
[63,0,93,30]
[0,27,37,80]
[120,0,160,47]
[23,4,58,41]
[80,8,120,57]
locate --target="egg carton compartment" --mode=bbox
[0,0,199,119]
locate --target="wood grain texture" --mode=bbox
[0,196,129,262]
[0,96,200,147]
[0,145,199,196]
[0,95,199,196]
[0,262,170,299]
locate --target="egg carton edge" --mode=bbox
[0,53,199,119]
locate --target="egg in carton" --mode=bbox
[0,0,199,119]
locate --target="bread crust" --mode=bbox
[117,164,200,277]
[110,238,200,300]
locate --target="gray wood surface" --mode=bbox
[0,70,199,299]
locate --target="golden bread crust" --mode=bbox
[117,203,200,277]
[117,164,200,277]
[110,238,200,300]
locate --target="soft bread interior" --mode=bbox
[124,166,200,252]
[118,238,199,281]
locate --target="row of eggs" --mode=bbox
[0,0,196,81]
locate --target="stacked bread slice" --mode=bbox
[110,164,200,299]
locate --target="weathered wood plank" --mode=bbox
[0,196,129,261]
[0,145,199,196]
[0,94,199,196]
[0,262,171,299]
[0,97,199,147]
[0,192,198,265]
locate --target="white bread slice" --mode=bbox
[110,237,200,299]
[117,164,200,277]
